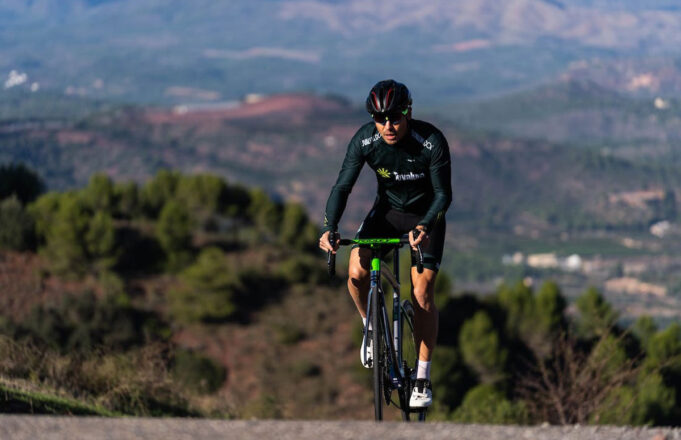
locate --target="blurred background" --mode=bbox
[3,0,681,424]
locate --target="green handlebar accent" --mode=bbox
[350,238,402,245]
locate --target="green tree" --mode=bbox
[430,346,475,412]
[156,200,194,271]
[28,191,62,243]
[633,316,658,352]
[168,247,241,323]
[587,334,629,384]
[633,372,676,425]
[459,310,507,383]
[222,182,251,217]
[0,163,45,204]
[141,169,181,218]
[175,174,226,218]
[496,281,535,341]
[534,281,566,335]
[575,287,617,338]
[279,202,316,250]
[84,211,118,272]
[40,193,90,276]
[593,385,636,425]
[248,188,281,234]
[645,323,681,375]
[38,193,119,276]
[83,173,116,213]
[114,181,140,219]
[0,196,35,251]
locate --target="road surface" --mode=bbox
[0,416,679,440]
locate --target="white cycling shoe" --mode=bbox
[409,379,433,408]
[360,328,373,368]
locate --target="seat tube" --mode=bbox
[370,255,380,286]
[366,250,380,332]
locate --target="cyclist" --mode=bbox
[319,79,452,409]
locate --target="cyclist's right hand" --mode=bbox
[319,230,340,254]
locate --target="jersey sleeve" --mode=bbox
[321,133,366,233]
[419,132,452,231]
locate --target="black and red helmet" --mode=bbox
[365,79,412,115]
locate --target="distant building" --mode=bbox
[650,220,671,238]
[501,252,524,266]
[608,190,664,209]
[605,277,667,297]
[654,97,670,110]
[527,253,559,269]
[563,254,582,272]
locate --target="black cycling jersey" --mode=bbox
[322,119,452,234]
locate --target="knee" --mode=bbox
[348,264,369,285]
[412,286,436,313]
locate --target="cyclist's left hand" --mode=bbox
[409,226,429,251]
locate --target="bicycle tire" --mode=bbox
[372,287,383,421]
[398,299,418,421]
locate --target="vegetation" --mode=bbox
[0,165,322,417]
[430,280,681,425]
[1,164,681,424]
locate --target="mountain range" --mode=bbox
[4,0,681,104]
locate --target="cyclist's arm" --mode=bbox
[418,133,452,231]
[321,136,365,233]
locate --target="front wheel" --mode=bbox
[371,288,384,421]
[400,299,427,422]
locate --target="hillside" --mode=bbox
[444,78,681,152]
[2,92,678,232]
[2,169,681,424]
[5,0,681,103]
[5,90,681,317]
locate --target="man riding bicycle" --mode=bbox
[319,79,452,409]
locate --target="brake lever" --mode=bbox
[412,229,424,274]
[327,231,337,278]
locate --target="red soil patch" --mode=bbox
[145,94,349,125]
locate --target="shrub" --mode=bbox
[276,254,325,285]
[0,196,35,251]
[17,292,169,354]
[171,349,227,395]
[452,384,528,424]
[168,247,241,323]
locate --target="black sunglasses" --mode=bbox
[372,108,408,125]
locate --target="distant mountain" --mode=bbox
[443,78,681,158]
[1,91,677,237]
[3,0,681,104]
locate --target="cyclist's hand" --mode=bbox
[409,227,429,251]
[319,231,340,254]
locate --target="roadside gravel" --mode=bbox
[1,416,680,440]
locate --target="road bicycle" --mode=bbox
[328,231,427,421]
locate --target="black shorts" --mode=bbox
[354,207,445,272]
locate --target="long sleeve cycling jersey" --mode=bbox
[322,119,452,234]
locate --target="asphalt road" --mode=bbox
[1,416,680,440]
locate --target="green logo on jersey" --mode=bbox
[377,168,391,179]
